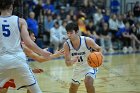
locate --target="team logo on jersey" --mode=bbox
[71,52,86,56]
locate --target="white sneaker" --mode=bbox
[109,48,114,53]
[128,46,133,53]
[123,47,128,54]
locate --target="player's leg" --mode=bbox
[27,89,30,93]
[0,79,16,93]
[0,69,13,93]
[13,65,42,93]
[0,88,8,93]
[69,82,80,93]
[84,68,98,93]
[26,83,42,93]
[26,68,44,93]
[84,76,95,93]
[70,69,85,93]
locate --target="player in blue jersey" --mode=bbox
[63,22,102,93]
[0,0,52,93]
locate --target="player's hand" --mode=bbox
[55,48,64,55]
[98,52,103,59]
[53,48,64,58]
[41,49,52,57]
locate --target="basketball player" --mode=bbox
[0,0,52,93]
[63,22,102,93]
[2,30,64,93]
[22,30,64,64]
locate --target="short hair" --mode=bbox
[65,22,79,33]
[0,0,14,10]
[54,21,59,25]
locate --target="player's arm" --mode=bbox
[22,44,63,62]
[19,18,51,57]
[86,37,102,52]
[63,42,78,66]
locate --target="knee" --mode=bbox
[69,83,79,92]
[69,84,76,90]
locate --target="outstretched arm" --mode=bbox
[22,44,64,63]
[19,18,51,57]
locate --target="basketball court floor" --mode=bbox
[8,52,140,93]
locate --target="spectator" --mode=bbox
[86,20,100,44]
[59,20,68,42]
[110,0,120,14]
[54,14,62,25]
[121,22,140,52]
[43,14,54,45]
[93,8,103,25]
[103,9,110,23]
[78,17,87,36]
[33,0,43,21]
[135,22,140,40]
[99,22,114,53]
[50,21,64,51]
[109,14,118,41]
[79,0,96,19]
[133,1,140,22]
[117,14,125,29]
[23,2,30,19]
[65,14,72,23]
[26,11,39,37]
[126,11,135,26]
[59,6,67,20]
[42,0,55,14]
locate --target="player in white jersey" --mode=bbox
[2,30,64,93]
[63,22,102,93]
[0,0,52,93]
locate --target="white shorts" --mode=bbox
[71,68,98,84]
[0,62,36,90]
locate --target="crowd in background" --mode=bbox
[13,0,140,54]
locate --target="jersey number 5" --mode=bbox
[2,24,10,37]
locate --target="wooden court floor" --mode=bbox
[8,53,140,93]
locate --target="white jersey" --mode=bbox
[66,36,92,71]
[0,15,26,69]
[66,36,98,83]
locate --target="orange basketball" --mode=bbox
[87,52,103,68]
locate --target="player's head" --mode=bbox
[65,22,79,33]
[28,30,36,42]
[0,0,14,12]
[65,22,79,40]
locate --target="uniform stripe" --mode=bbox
[17,82,36,90]
[66,41,70,52]
[17,17,21,32]
[17,68,36,90]
[84,37,90,50]
[72,79,80,84]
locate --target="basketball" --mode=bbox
[87,52,103,68]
